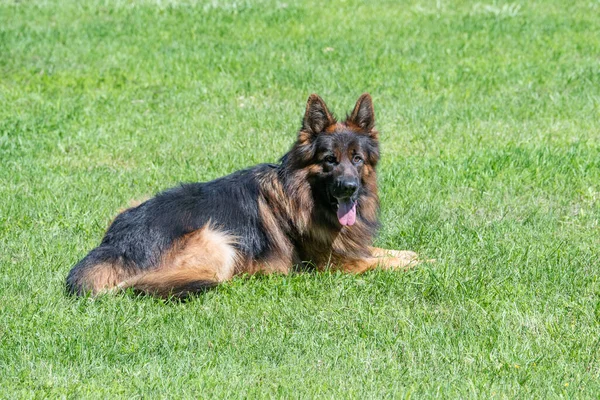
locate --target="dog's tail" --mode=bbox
[67,224,239,299]
[66,245,138,296]
[118,266,221,298]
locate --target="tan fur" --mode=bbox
[76,262,132,294]
[256,169,313,234]
[259,96,419,275]
[369,247,419,269]
[250,197,295,275]
[325,122,349,133]
[120,225,239,297]
[253,116,399,273]
[168,225,238,281]
[333,248,418,273]
[297,131,311,145]
[249,257,294,275]
[71,94,423,299]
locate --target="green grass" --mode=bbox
[1,0,600,397]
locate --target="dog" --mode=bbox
[66,93,419,298]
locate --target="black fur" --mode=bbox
[65,93,394,297]
[66,165,281,294]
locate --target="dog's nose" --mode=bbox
[340,180,358,196]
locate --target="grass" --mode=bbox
[1,0,599,397]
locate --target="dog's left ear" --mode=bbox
[348,93,375,132]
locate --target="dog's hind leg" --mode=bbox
[66,246,139,296]
[121,225,239,298]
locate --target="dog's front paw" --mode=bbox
[386,250,419,270]
[383,249,417,260]
[370,247,435,271]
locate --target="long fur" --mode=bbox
[66,94,418,298]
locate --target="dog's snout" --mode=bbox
[335,179,359,197]
[343,181,358,193]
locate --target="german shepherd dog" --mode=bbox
[66,94,419,298]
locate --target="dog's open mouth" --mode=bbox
[335,198,357,226]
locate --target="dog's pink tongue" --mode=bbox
[337,201,357,226]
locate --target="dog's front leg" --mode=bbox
[338,248,419,273]
[369,247,419,262]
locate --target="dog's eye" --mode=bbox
[324,155,337,164]
[352,155,364,164]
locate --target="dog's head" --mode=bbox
[288,93,380,227]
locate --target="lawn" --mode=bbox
[1,0,599,397]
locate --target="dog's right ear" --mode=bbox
[301,94,336,139]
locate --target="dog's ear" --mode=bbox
[302,94,336,137]
[348,93,375,132]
